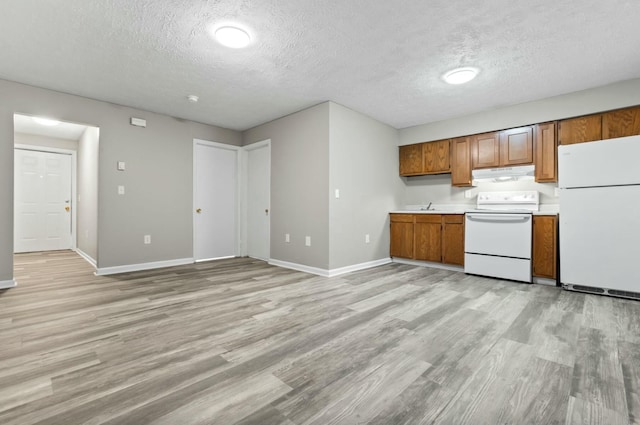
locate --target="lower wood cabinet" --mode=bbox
[390,213,464,266]
[532,215,558,279]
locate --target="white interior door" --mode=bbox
[246,141,271,260]
[15,149,72,253]
[194,140,238,261]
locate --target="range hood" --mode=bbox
[472,165,535,184]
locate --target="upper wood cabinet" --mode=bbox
[423,139,451,173]
[399,144,423,176]
[558,114,602,145]
[500,126,533,165]
[534,122,557,183]
[471,132,500,168]
[451,137,472,187]
[603,106,640,139]
[472,128,533,169]
[532,215,558,279]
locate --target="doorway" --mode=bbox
[13,113,100,266]
[193,139,240,261]
[244,140,271,261]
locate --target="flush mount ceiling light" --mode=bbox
[33,117,61,126]
[187,95,199,103]
[214,26,251,48]
[443,67,479,85]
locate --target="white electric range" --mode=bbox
[464,191,539,283]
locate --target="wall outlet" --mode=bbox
[365,234,370,244]
[118,185,125,195]
[554,187,560,197]
[144,235,151,244]
[285,233,290,243]
[305,236,311,247]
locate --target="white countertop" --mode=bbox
[391,204,560,215]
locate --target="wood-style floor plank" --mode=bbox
[1,250,639,425]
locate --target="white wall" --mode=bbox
[77,127,99,262]
[0,79,241,282]
[328,103,403,269]
[243,103,331,270]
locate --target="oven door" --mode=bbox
[464,213,532,259]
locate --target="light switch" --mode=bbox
[305,236,311,247]
[118,185,125,195]
[117,161,126,171]
[335,189,340,199]
[285,233,290,243]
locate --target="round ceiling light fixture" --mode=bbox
[187,95,199,103]
[214,26,251,48]
[443,67,479,85]
[33,117,61,126]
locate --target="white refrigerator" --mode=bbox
[558,134,640,298]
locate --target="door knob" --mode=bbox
[65,206,70,212]
[265,208,269,215]
[196,208,202,213]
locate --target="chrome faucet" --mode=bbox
[420,202,433,211]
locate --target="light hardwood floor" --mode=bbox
[1,250,639,425]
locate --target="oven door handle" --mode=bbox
[466,214,531,222]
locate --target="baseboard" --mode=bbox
[533,277,558,286]
[75,248,97,268]
[268,258,393,278]
[327,258,392,277]
[391,258,464,272]
[0,279,17,289]
[195,255,235,263]
[268,259,330,277]
[95,258,194,276]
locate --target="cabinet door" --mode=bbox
[558,115,602,145]
[532,215,557,279]
[399,144,424,176]
[451,137,472,187]
[500,126,533,166]
[423,139,451,173]
[602,106,640,139]
[414,215,441,262]
[390,214,414,258]
[442,215,464,266]
[534,122,557,183]
[472,132,500,168]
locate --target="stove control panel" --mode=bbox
[476,191,539,211]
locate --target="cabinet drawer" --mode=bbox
[390,214,414,223]
[442,214,464,224]
[415,214,441,223]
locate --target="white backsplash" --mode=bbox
[403,174,559,207]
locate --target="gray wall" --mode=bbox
[0,78,241,281]
[243,103,330,270]
[399,78,640,210]
[77,127,99,261]
[328,103,403,269]
[400,78,640,145]
[14,132,79,151]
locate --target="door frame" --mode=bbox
[14,144,78,251]
[241,139,271,259]
[192,139,242,261]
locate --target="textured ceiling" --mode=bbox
[14,114,89,141]
[1,0,640,131]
